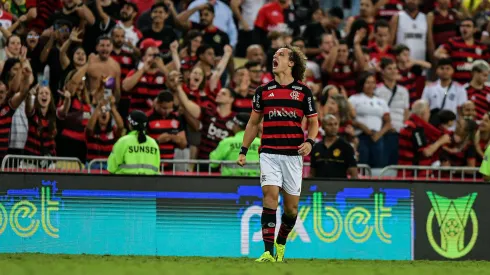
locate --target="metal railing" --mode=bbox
[87,158,373,177]
[1,155,84,173]
[379,165,482,182]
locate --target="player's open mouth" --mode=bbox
[273,60,278,68]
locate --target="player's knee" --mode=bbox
[284,204,298,217]
[263,195,278,209]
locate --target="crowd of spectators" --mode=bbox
[0,0,489,177]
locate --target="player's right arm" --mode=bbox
[238,86,264,166]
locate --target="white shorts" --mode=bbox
[259,153,303,196]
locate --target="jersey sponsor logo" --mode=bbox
[290,90,300,100]
[291,85,303,91]
[268,108,298,119]
[128,145,159,154]
[268,92,275,97]
[403,33,423,39]
[457,63,472,71]
[171,119,179,129]
[268,85,277,90]
[207,123,230,140]
[308,97,313,112]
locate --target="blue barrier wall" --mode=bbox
[0,174,413,260]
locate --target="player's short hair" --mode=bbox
[394,44,410,56]
[328,7,344,19]
[200,3,215,14]
[437,58,453,68]
[151,2,168,13]
[284,45,307,81]
[96,35,112,45]
[196,44,214,57]
[472,59,490,72]
[374,19,390,32]
[460,17,475,27]
[156,91,174,103]
[380,57,395,70]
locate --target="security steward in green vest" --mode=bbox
[210,113,260,176]
[107,110,161,175]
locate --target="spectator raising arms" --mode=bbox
[56,69,92,163]
[24,85,57,158]
[85,96,124,167]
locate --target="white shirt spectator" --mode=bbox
[349,93,390,135]
[421,80,467,115]
[239,0,265,30]
[306,61,321,81]
[187,0,238,47]
[375,83,409,132]
[117,21,143,47]
[8,101,28,150]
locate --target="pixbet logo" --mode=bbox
[268,108,297,119]
[426,191,478,259]
[207,123,229,140]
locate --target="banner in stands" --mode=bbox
[0,174,412,260]
[414,183,490,260]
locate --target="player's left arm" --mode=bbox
[299,88,319,156]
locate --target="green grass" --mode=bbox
[1,254,490,275]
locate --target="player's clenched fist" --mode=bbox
[237,154,246,167]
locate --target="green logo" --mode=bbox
[426,191,478,259]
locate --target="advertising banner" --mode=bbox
[0,174,412,260]
[414,183,490,260]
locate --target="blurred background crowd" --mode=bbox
[0,0,489,177]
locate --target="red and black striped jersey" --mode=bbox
[198,106,236,159]
[376,0,404,22]
[327,61,357,97]
[464,83,490,120]
[442,37,490,84]
[146,109,185,160]
[398,115,437,177]
[111,50,136,100]
[232,92,254,113]
[181,55,198,70]
[444,143,476,167]
[367,44,395,68]
[398,65,423,106]
[24,110,56,156]
[253,80,317,156]
[57,97,91,142]
[0,101,16,158]
[85,125,119,161]
[126,70,166,113]
[431,9,458,48]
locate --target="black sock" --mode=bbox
[276,213,297,245]
[261,207,277,254]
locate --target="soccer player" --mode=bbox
[237,46,319,262]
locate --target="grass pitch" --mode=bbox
[1,254,490,275]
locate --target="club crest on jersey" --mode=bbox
[476,47,482,55]
[171,119,179,128]
[290,90,300,100]
[156,76,164,84]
